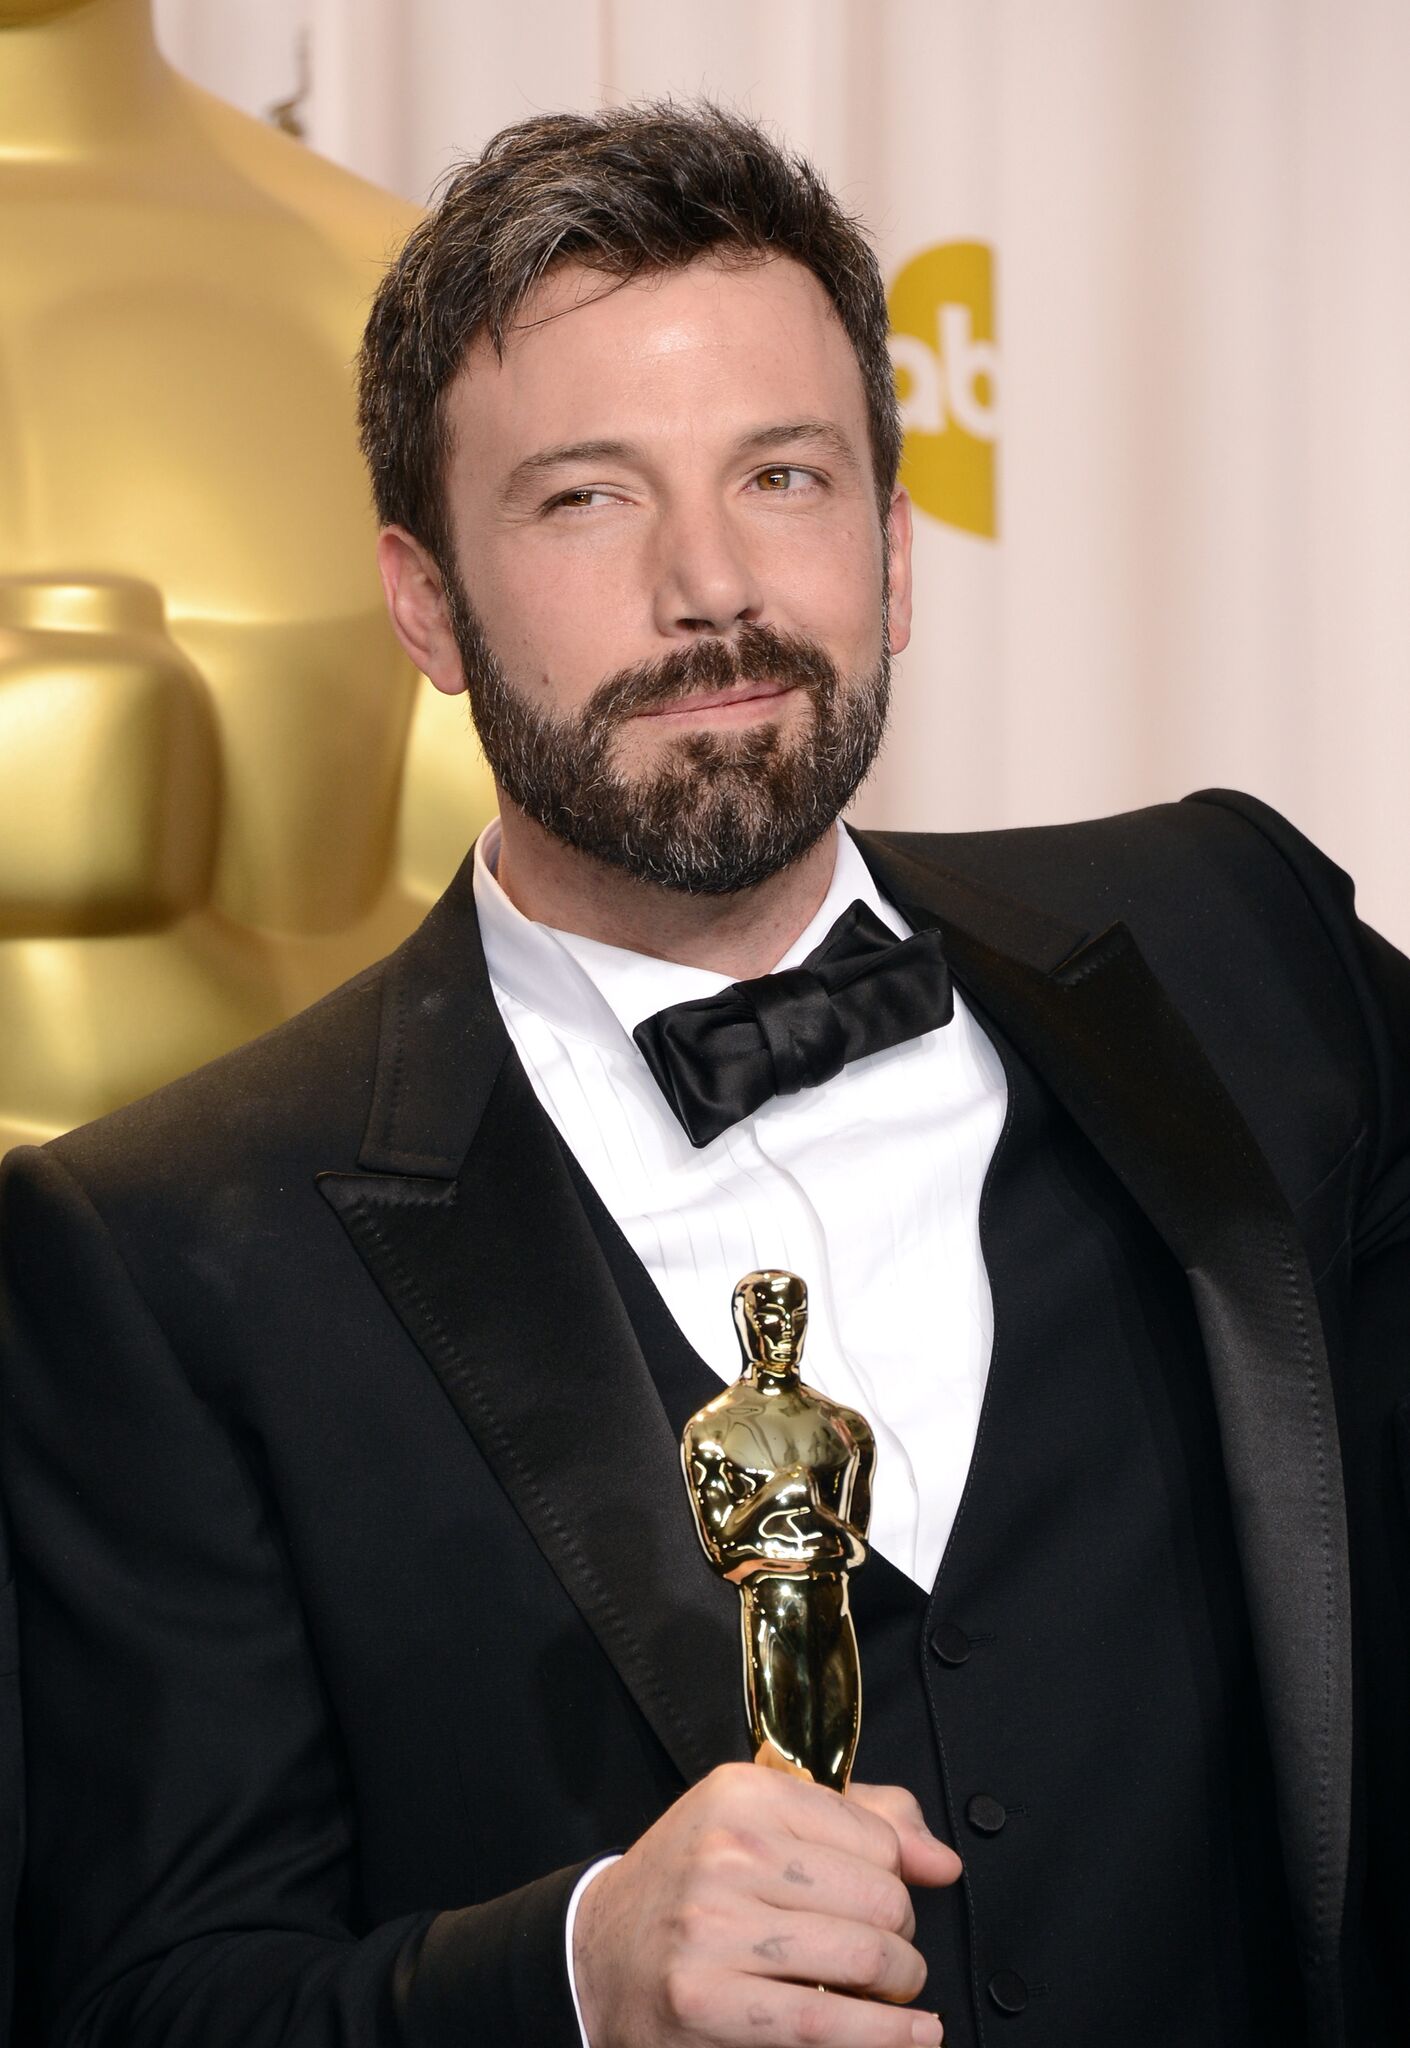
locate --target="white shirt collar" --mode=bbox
[473,819,910,1050]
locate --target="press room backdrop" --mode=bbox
[155,0,1410,948]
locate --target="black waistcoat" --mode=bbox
[567,1008,1306,2046]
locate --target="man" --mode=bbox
[1,103,1407,2048]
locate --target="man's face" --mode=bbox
[431,254,912,893]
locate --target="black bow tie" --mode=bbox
[632,901,954,1148]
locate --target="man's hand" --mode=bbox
[572,1763,961,2047]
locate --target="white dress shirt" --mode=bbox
[474,818,1007,1591]
[474,819,1008,2043]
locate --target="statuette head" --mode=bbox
[733,1270,808,1377]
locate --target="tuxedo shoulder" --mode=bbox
[869,789,1393,1129]
[872,787,1354,940]
[869,787,1384,1010]
[870,790,1400,1212]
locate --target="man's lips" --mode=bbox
[633,679,797,722]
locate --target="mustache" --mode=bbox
[582,622,841,725]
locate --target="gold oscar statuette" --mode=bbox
[682,1272,877,1792]
[0,0,496,1157]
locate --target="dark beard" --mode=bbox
[442,572,890,896]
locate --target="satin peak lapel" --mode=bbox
[317,870,745,1787]
[857,831,1352,2017]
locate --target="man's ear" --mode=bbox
[376,527,468,696]
[885,487,914,657]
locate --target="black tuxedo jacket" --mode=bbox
[0,789,1407,2047]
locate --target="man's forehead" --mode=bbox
[444,252,865,457]
[489,249,840,354]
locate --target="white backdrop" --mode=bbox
[155,0,1410,947]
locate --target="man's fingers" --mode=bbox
[697,1764,892,1880]
[721,1765,962,1892]
[847,1783,963,1890]
[690,1978,944,2047]
[738,1908,928,2005]
[754,1838,918,1942]
[847,1783,927,1835]
[668,1970,943,2047]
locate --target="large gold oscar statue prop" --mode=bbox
[0,0,495,1155]
[683,1272,877,1793]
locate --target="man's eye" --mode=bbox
[752,466,812,493]
[549,486,612,511]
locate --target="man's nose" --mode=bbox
[650,499,764,637]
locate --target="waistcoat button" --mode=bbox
[929,1622,971,1666]
[966,1794,1007,1835]
[987,1969,1029,2014]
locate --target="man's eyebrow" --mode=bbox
[735,420,861,468]
[499,439,641,503]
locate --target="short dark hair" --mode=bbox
[357,101,901,572]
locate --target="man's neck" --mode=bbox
[0,0,173,161]
[492,805,841,981]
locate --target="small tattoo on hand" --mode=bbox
[752,1933,792,1961]
[781,1859,812,1886]
[746,2004,775,2028]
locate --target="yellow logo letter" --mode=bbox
[888,241,1000,540]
